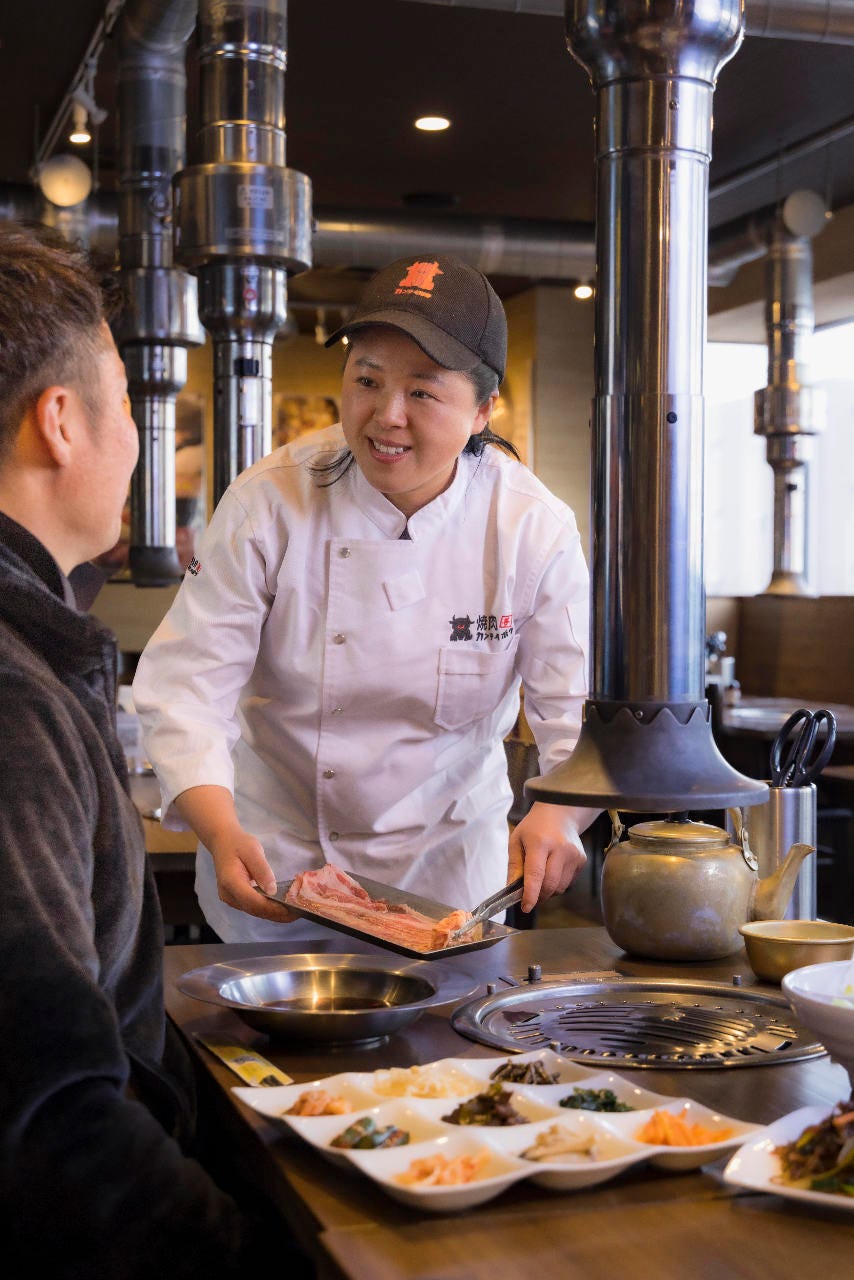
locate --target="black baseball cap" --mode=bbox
[325,255,507,382]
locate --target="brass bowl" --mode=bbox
[739,921,854,985]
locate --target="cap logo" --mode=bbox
[395,260,443,299]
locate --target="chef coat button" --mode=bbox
[323,768,336,779]
[333,633,346,644]
[329,831,339,841]
[339,546,351,558]
[331,706,343,715]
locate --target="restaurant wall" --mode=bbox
[505,285,595,558]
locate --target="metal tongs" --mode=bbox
[446,875,525,944]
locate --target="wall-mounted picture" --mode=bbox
[273,394,340,449]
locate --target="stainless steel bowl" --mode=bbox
[177,953,479,1046]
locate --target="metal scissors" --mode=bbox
[769,707,838,788]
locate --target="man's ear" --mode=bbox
[33,385,77,467]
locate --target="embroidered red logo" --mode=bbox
[187,556,202,576]
[395,260,444,299]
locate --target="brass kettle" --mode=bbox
[600,812,815,962]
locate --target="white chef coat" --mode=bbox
[132,424,589,941]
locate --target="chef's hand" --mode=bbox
[208,828,300,923]
[508,802,599,913]
[173,784,298,923]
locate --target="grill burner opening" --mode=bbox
[451,979,825,1069]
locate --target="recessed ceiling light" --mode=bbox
[415,116,450,133]
[574,283,594,301]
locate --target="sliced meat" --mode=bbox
[285,864,477,951]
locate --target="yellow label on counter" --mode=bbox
[195,1035,294,1087]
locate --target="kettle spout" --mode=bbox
[751,843,816,921]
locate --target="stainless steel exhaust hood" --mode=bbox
[113,0,204,588]
[525,0,768,812]
[173,0,312,505]
[755,193,828,597]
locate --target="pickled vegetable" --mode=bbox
[522,1123,602,1163]
[490,1059,560,1085]
[774,1096,854,1196]
[396,1149,491,1186]
[634,1108,732,1146]
[559,1087,633,1113]
[442,1081,528,1126]
[330,1116,410,1149]
[284,1089,352,1117]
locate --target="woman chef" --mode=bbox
[133,255,596,942]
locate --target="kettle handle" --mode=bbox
[606,809,625,854]
[727,807,759,872]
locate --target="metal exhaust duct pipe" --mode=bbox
[400,0,854,47]
[113,0,204,587]
[0,181,772,290]
[311,209,596,281]
[173,0,312,505]
[526,0,767,813]
[755,192,828,596]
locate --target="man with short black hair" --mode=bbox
[0,223,272,1278]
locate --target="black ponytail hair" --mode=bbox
[464,423,520,460]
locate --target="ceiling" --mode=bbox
[2,0,854,324]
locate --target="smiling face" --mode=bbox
[340,328,496,518]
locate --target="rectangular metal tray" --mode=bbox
[262,872,517,960]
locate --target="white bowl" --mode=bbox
[782,959,854,1084]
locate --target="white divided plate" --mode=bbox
[603,1098,760,1171]
[231,1057,760,1210]
[482,1111,648,1191]
[723,1105,854,1212]
[344,1130,529,1212]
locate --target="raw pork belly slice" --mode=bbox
[286,864,478,951]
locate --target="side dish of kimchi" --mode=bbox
[774,1096,854,1197]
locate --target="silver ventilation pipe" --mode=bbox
[400,0,854,45]
[402,0,854,43]
[0,181,821,295]
[526,0,767,812]
[311,208,596,280]
[113,0,204,587]
[745,0,854,42]
[755,192,828,596]
[173,0,312,505]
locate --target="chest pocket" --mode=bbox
[434,646,516,731]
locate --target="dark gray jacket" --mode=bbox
[0,514,247,1278]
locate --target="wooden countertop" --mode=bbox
[720,695,854,740]
[163,929,854,1279]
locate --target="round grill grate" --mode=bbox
[451,978,826,1069]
